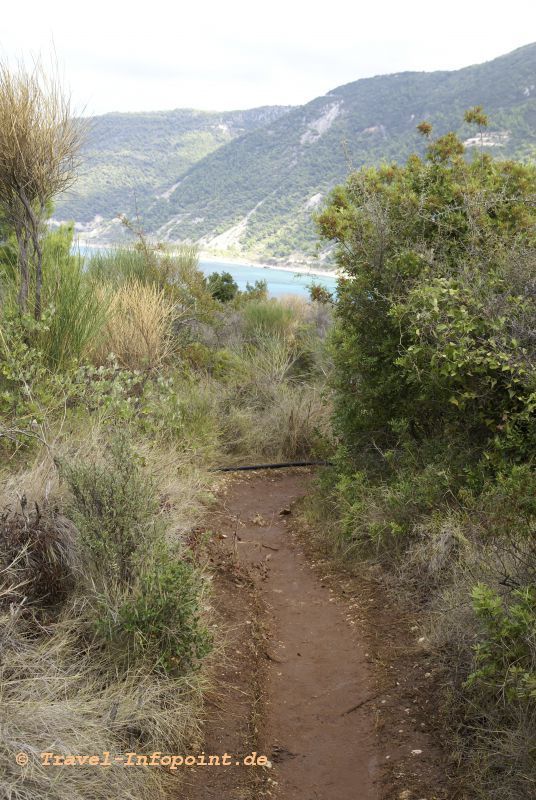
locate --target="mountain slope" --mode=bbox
[53,106,291,235]
[58,44,536,259]
[147,43,536,261]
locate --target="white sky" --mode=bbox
[1,1,535,116]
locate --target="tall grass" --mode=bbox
[92,279,175,370]
[0,241,335,800]
[85,243,200,291]
[0,428,214,800]
[242,299,297,341]
[41,255,110,369]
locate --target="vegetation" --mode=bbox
[312,119,536,797]
[0,192,331,800]
[0,62,84,317]
[55,44,536,261]
[206,270,239,302]
[52,106,291,236]
[3,48,535,800]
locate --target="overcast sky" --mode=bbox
[1,1,535,116]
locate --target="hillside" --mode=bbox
[56,43,536,260]
[53,106,291,238]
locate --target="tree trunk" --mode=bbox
[18,187,44,320]
[34,236,43,320]
[15,225,30,313]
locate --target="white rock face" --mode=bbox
[463,131,510,148]
[201,200,265,250]
[300,102,341,145]
[304,192,323,210]
[361,124,387,137]
[157,180,183,201]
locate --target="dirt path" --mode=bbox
[183,470,377,800]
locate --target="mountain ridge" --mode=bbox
[55,43,536,262]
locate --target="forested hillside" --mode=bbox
[56,44,536,261]
[52,106,290,239]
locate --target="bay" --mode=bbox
[76,245,337,299]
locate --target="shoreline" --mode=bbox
[198,251,340,279]
[74,238,340,280]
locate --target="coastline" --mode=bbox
[74,239,341,280]
[198,251,340,279]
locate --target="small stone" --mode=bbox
[411,749,423,756]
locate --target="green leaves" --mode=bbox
[468,584,536,703]
[319,117,536,796]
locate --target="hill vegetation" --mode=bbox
[309,119,536,798]
[56,44,536,262]
[0,65,331,799]
[1,53,535,800]
[0,228,332,800]
[53,105,290,240]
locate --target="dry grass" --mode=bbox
[221,381,331,463]
[92,280,175,370]
[0,423,218,800]
[0,612,204,800]
[133,438,220,539]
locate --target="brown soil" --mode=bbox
[182,469,449,800]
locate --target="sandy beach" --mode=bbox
[199,250,340,279]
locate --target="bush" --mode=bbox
[242,299,296,341]
[99,554,212,674]
[316,120,536,795]
[0,504,77,609]
[63,433,159,587]
[468,584,536,704]
[41,262,110,371]
[0,313,79,450]
[206,270,238,302]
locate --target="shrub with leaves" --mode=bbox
[98,553,212,674]
[316,117,536,795]
[467,584,536,703]
[206,270,238,302]
[63,433,159,586]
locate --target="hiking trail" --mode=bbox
[182,469,377,800]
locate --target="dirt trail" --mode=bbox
[183,470,377,800]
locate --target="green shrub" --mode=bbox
[0,313,78,448]
[242,300,295,341]
[467,584,536,704]
[318,135,536,463]
[99,555,212,674]
[316,119,536,795]
[41,261,110,370]
[206,270,238,302]
[63,433,159,586]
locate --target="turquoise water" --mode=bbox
[197,257,337,298]
[77,245,337,298]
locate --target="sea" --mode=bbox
[75,245,338,299]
